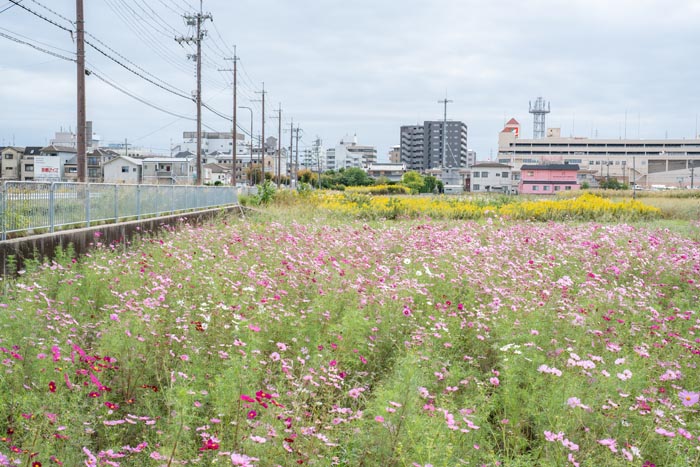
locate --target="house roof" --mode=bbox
[65,156,77,165]
[104,155,143,166]
[173,151,195,158]
[470,162,512,169]
[506,118,520,125]
[1,146,24,153]
[204,163,231,173]
[143,157,192,163]
[367,163,406,171]
[24,147,43,156]
[40,145,77,153]
[521,164,580,171]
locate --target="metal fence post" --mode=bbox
[171,184,175,215]
[137,184,141,220]
[114,184,119,222]
[1,182,6,241]
[85,183,91,228]
[49,182,56,233]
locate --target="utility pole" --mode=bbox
[438,97,453,168]
[294,125,301,187]
[124,138,129,158]
[255,83,267,183]
[220,47,238,185]
[76,0,86,182]
[275,104,282,188]
[289,119,294,185]
[175,0,212,185]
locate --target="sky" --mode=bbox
[1,0,700,161]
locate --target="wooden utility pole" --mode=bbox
[175,0,211,185]
[76,0,86,182]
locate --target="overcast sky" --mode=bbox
[1,0,699,161]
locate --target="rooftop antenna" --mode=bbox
[529,97,550,139]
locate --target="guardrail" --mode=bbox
[0,181,238,240]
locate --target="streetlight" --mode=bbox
[238,106,253,185]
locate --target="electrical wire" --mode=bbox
[7,0,72,32]
[0,29,74,61]
[27,0,73,26]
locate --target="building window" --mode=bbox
[532,186,539,191]
[473,172,480,178]
[473,184,480,191]
[527,171,534,177]
[121,166,130,173]
[25,164,34,171]
[543,185,550,191]
[481,171,488,177]
[554,185,561,191]
[502,172,509,178]
[565,186,572,190]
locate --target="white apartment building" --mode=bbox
[497,119,700,188]
[325,135,377,171]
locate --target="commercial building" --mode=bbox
[497,119,700,188]
[400,121,469,172]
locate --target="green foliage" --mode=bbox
[256,180,277,205]
[401,171,424,193]
[599,178,625,190]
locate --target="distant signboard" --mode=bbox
[34,156,62,181]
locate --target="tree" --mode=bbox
[340,167,373,186]
[402,171,424,193]
[422,175,438,194]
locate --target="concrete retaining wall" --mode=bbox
[0,206,245,276]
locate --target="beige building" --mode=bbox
[498,119,700,188]
[1,147,24,181]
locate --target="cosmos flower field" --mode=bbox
[1,206,699,466]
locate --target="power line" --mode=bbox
[86,39,193,100]
[86,32,187,94]
[0,29,74,61]
[88,66,196,121]
[27,0,73,26]
[0,1,21,14]
[7,0,72,32]
[0,25,73,54]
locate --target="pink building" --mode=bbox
[519,164,580,195]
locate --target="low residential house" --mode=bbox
[87,148,119,182]
[20,147,42,181]
[142,157,194,185]
[1,147,24,181]
[203,163,232,185]
[103,156,143,184]
[367,163,406,182]
[424,167,470,193]
[468,162,514,193]
[519,164,580,195]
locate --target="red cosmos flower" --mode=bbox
[32,461,42,467]
[240,394,255,403]
[104,401,120,410]
[247,410,258,419]
[88,392,101,398]
[48,381,56,393]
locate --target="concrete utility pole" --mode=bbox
[220,47,238,185]
[276,104,282,187]
[175,0,212,185]
[238,105,253,184]
[438,98,453,168]
[294,125,301,185]
[255,83,267,183]
[289,119,294,184]
[76,0,86,182]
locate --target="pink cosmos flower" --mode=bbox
[678,390,700,407]
[230,453,258,466]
